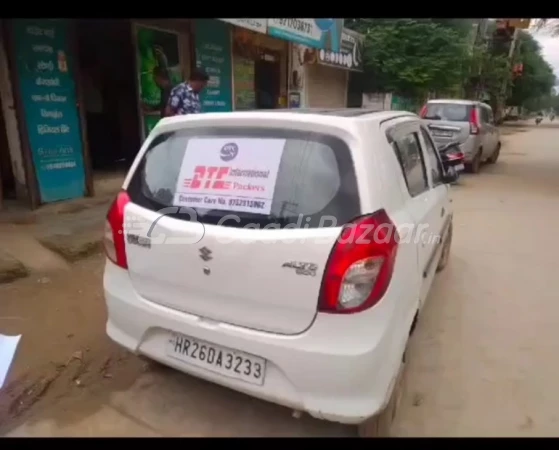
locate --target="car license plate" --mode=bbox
[455,163,465,171]
[432,130,453,137]
[166,333,266,386]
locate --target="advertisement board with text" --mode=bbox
[12,19,86,203]
[194,19,233,112]
[174,137,285,215]
[268,19,344,52]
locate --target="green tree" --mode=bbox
[346,19,470,99]
[507,31,556,109]
[463,41,510,103]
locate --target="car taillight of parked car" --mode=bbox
[469,108,480,135]
[104,190,130,269]
[318,209,399,314]
[447,151,465,161]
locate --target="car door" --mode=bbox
[418,125,452,298]
[389,121,441,308]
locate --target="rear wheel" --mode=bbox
[466,149,482,174]
[487,142,501,164]
[358,353,407,437]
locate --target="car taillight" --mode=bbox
[447,151,464,161]
[104,190,130,269]
[318,209,399,314]
[469,108,480,135]
[419,105,427,118]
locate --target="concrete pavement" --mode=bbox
[0,173,121,284]
[4,123,559,437]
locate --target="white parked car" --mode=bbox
[103,108,455,436]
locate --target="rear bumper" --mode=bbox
[103,260,406,425]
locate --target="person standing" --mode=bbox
[164,68,209,117]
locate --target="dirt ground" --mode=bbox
[1,123,559,436]
[0,254,145,434]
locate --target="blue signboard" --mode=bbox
[267,19,344,52]
[12,19,86,203]
[194,19,233,112]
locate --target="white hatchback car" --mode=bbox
[103,109,455,436]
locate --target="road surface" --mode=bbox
[2,123,559,437]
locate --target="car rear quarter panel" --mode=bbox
[355,117,422,358]
[461,135,481,162]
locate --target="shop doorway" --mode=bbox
[0,99,15,205]
[255,52,281,109]
[76,20,141,174]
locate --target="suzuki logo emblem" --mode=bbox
[199,246,212,262]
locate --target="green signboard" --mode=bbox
[12,19,86,203]
[194,19,233,112]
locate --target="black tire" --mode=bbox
[436,222,452,273]
[358,352,407,437]
[487,142,501,164]
[466,149,482,174]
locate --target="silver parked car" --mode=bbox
[420,99,501,173]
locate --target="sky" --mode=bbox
[530,29,559,89]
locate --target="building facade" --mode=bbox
[0,18,364,210]
[288,27,364,109]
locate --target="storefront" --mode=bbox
[133,20,193,137]
[0,18,359,209]
[306,64,348,108]
[225,21,288,111]
[0,18,195,208]
[295,27,365,109]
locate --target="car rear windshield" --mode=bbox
[127,126,360,229]
[424,103,472,122]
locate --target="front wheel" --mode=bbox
[358,357,407,437]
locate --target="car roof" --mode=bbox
[253,107,385,117]
[427,99,478,106]
[159,109,417,129]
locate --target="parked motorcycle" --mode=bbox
[438,141,465,183]
[535,117,543,125]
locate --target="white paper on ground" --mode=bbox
[0,334,22,389]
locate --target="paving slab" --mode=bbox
[37,228,103,262]
[0,250,28,284]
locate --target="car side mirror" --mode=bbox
[441,165,459,184]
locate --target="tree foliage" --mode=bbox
[508,31,556,109]
[346,19,470,98]
[345,18,556,112]
[464,44,510,101]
